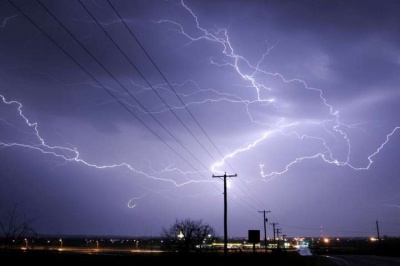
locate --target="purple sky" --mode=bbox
[0,0,399,238]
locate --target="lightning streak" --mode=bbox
[211,130,274,174]
[127,79,254,114]
[127,193,148,208]
[159,0,399,177]
[0,14,18,28]
[0,94,215,188]
[1,1,398,214]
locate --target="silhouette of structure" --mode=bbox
[212,172,237,257]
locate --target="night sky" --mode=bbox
[1,0,399,238]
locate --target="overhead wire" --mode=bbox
[106,0,235,173]
[11,0,272,220]
[6,0,207,177]
[77,0,221,166]
[105,0,270,214]
[35,0,212,174]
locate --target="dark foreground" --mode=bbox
[0,250,334,265]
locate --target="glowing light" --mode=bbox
[211,130,274,173]
[0,94,214,190]
[158,0,400,180]
[0,14,18,28]
[1,1,399,219]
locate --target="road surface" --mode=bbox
[325,255,400,266]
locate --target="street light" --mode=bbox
[59,239,63,249]
[24,238,28,249]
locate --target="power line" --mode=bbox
[105,0,236,172]
[35,0,211,173]
[279,224,377,235]
[77,0,220,166]
[7,0,205,175]
[105,0,271,213]
[11,0,271,219]
[13,1,278,236]
[234,176,268,210]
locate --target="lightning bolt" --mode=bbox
[107,79,251,115]
[2,0,398,217]
[0,94,218,202]
[127,193,148,208]
[0,14,18,28]
[158,0,399,178]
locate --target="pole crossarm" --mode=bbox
[212,173,238,179]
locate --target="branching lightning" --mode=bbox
[0,94,217,191]
[1,0,399,219]
[157,0,399,178]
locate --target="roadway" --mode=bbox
[324,255,400,266]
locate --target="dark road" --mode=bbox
[325,255,400,266]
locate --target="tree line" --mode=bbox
[1,203,215,252]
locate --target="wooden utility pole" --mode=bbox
[258,210,271,252]
[282,234,286,251]
[376,220,380,241]
[213,172,237,257]
[276,228,282,249]
[270,222,278,248]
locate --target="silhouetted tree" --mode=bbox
[161,218,216,252]
[0,203,37,249]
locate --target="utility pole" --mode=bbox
[376,220,380,242]
[270,222,278,248]
[213,172,237,257]
[282,234,286,251]
[258,210,271,252]
[276,228,282,250]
